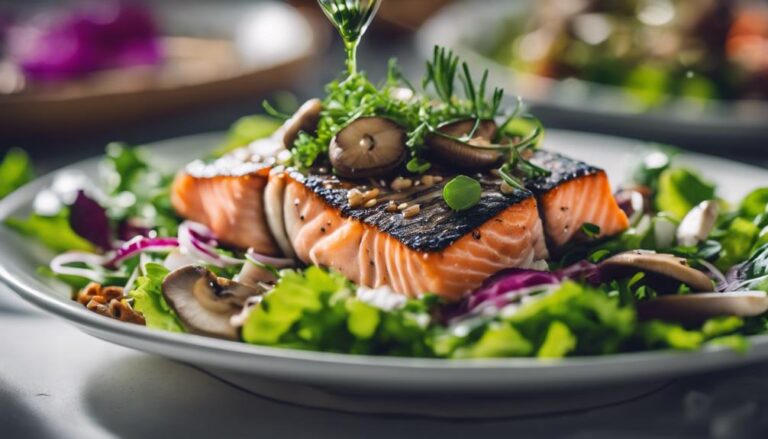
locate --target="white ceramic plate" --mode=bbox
[2,131,768,395]
[417,0,768,151]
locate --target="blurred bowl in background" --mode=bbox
[0,1,328,138]
[418,0,768,152]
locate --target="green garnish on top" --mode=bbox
[287,0,550,203]
[443,175,482,211]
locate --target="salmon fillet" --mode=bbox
[282,175,548,300]
[170,147,626,300]
[527,151,630,248]
[171,164,280,256]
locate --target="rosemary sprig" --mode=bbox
[423,46,460,104]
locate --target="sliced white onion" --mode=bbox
[245,249,295,268]
[163,249,199,272]
[698,259,727,289]
[50,252,112,284]
[178,221,244,267]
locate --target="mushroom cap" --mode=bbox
[162,266,264,340]
[638,291,768,322]
[426,119,502,169]
[600,251,714,292]
[279,98,323,148]
[329,117,407,178]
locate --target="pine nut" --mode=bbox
[402,204,420,218]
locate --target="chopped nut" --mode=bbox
[385,201,398,213]
[364,198,378,208]
[363,188,380,201]
[397,203,409,211]
[420,175,444,187]
[402,204,420,218]
[87,298,145,325]
[78,282,144,325]
[108,299,146,325]
[77,282,122,305]
[347,188,364,208]
[391,177,413,191]
[500,181,516,195]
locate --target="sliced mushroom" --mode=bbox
[329,117,407,178]
[677,200,719,247]
[638,291,768,322]
[278,98,322,148]
[263,170,296,259]
[162,266,265,340]
[426,119,502,168]
[600,250,714,292]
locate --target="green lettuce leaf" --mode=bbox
[129,263,184,332]
[213,115,281,157]
[438,282,636,359]
[4,209,94,252]
[242,267,435,356]
[103,143,180,236]
[740,188,768,219]
[717,217,759,270]
[655,168,716,220]
[0,148,34,199]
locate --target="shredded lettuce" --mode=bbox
[129,263,184,333]
[242,267,435,356]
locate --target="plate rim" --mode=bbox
[2,131,768,387]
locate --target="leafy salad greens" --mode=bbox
[4,133,768,360]
[3,0,768,362]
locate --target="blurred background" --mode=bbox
[0,0,766,172]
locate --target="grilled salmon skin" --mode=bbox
[527,151,630,249]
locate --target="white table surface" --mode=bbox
[2,285,768,439]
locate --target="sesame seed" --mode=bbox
[347,188,364,208]
[391,177,413,191]
[402,204,420,218]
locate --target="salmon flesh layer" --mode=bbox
[171,149,628,300]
